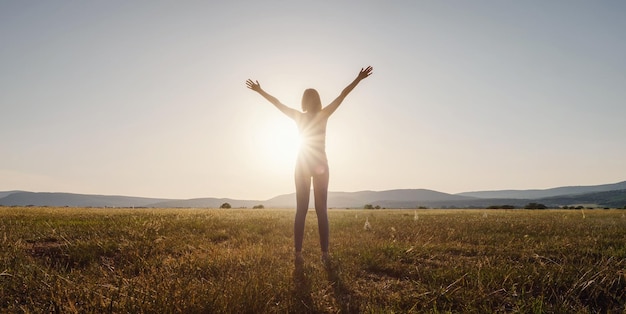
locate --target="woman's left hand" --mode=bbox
[246,79,262,92]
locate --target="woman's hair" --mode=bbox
[301,88,322,112]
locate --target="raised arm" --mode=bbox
[323,66,373,116]
[246,79,298,119]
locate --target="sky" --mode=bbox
[1,1,625,200]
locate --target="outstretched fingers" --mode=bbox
[358,66,373,80]
[245,79,261,91]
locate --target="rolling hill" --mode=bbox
[1,181,625,208]
[0,192,170,208]
[265,189,475,208]
[456,181,626,199]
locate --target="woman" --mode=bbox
[246,66,373,264]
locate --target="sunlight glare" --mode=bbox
[253,116,300,171]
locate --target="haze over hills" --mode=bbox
[1,181,625,208]
[0,192,171,208]
[0,191,24,199]
[265,189,475,209]
[147,198,264,209]
[457,181,626,199]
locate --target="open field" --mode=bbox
[1,207,625,313]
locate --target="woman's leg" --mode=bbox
[294,166,311,253]
[312,165,330,253]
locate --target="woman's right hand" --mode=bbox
[357,66,373,81]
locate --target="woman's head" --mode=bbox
[301,88,322,112]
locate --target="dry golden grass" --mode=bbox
[1,207,625,313]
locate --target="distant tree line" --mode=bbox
[562,205,587,209]
[486,203,548,209]
[486,205,516,209]
[524,203,547,209]
[219,203,266,209]
[363,204,381,209]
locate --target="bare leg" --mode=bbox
[313,165,330,253]
[294,167,311,253]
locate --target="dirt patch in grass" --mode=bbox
[25,237,66,260]
[24,237,121,271]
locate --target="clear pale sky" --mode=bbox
[2,1,625,200]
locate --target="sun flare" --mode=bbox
[254,117,300,171]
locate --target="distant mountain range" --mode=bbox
[1,181,625,209]
[457,181,626,199]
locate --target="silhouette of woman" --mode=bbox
[246,66,373,263]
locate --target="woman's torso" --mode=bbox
[294,111,329,169]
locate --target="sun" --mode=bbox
[254,116,301,171]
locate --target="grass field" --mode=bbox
[1,207,625,313]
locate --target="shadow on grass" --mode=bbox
[326,258,359,313]
[293,258,314,313]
